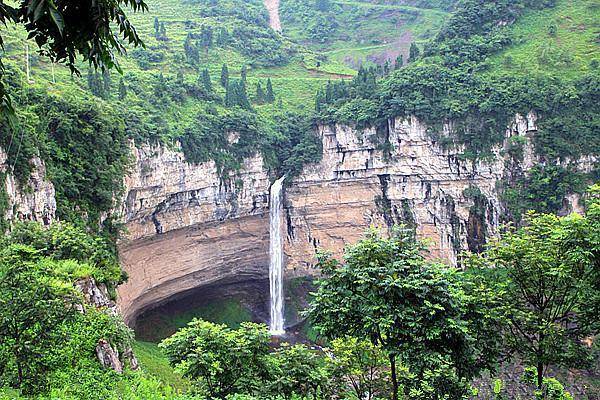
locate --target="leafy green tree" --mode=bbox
[265,78,275,103]
[221,64,230,87]
[315,0,331,11]
[265,343,335,399]
[0,0,147,120]
[308,227,502,400]
[329,337,390,400]
[160,320,271,399]
[472,200,600,389]
[118,78,127,100]
[0,245,78,393]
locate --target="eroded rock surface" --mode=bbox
[115,114,589,326]
[0,148,56,226]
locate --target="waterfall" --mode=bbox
[269,176,286,335]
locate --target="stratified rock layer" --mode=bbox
[117,114,581,326]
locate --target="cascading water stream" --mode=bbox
[269,176,286,335]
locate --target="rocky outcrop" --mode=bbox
[116,113,569,326]
[76,277,139,372]
[0,148,56,226]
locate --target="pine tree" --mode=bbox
[220,64,229,87]
[216,27,229,47]
[394,54,403,69]
[184,34,199,65]
[176,70,184,85]
[255,82,265,104]
[118,78,127,100]
[225,81,236,107]
[200,25,213,49]
[241,65,247,83]
[201,69,212,93]
[408,43,420,62]
[237,80,251,109]
[159,22,167,39]
[383,59,391,75]
[102,70,111,98]
[154,17,160,38]
[265,78,275,103]
[87,69,103,98]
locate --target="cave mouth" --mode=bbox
[133,276,315,343]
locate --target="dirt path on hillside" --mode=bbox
[264,0,281,32]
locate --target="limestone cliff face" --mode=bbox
[0,148,56,226]
[117,112,581,326]
[116,143,271,324]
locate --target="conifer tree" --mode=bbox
[216,27,229,46]
[154,17,160,38]
[87,70,104,98]
[201,69,212,93]
[238,80,251,109]
[102,70,111,98]
[159,22,167,39]
[394,54,403,69]
[265,78,275,103]
[255,82,265,104]
[184,34,199,65]
[200,25,213,49]
[408,43,420,62]
[220,64,229,88]
[176,70,184,85]
[225,81,239,107]
[241,65,247,83]
[118,78,127,100]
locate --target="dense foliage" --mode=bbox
[0,223,135,397]
[308,227,503,400]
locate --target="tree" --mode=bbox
[154,17,160,38]
[0,0,146,75]
[265,78,275,103]
[329,337,390,400]
[102,70,111,98]
[255,82,265,104]
[315,0,331,11]
[0,245,78,393]
[265,343,335,399]
[409,42,420,62]
[472,199,600,389]
[221,64,229,87]
[160,320,271,399]
[241,65,247,83]
[394,54,403,69]
[201,69,212,93]
[158,22,167,40]
[184,33,200,65]
[200,25,214,50]
[118,78,127,100]
[308,227,502,400]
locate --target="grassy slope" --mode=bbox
[488,0,600,78]
[133,341,192,393]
